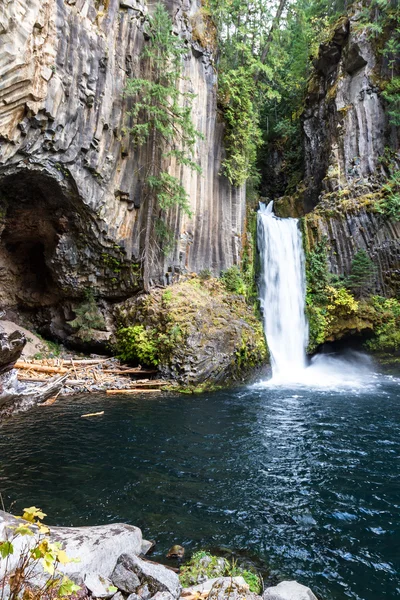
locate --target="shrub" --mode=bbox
[179,551,261,594]
[116,325,159,366]
[69,290,106,342]
[345,249,376,297]
[0,507,81,600]
[220,266,247,295]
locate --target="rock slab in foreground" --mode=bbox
[263,581,318,600]
[0,510,149,581]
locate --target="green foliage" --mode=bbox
[154,219,175,257]
[116,325,159,366]
[377,169,400,220]
[345,249,377,297]
[198,269,212,280]
[218,68,263,186]
[220,266,247,295]
[0,507,80,600]
[69,290,106,343]
[125,2,202,283]
[179,551,261,594]
[305,238,330,304]
[365,296,400,352]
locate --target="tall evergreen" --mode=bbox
[346,250,377,297]
[125,2,202,290]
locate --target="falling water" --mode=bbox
[257,201,308,380]
[257,201,375,388]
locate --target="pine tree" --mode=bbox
[346,249,376,297]
[125,3,202,290]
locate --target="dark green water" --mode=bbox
[0,366,399,600]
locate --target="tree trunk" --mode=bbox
[254,0,288,83]
[143,126,157,292]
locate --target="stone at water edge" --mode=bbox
[112,554,181,599]
[263,581,318,600]
[207,577,262,600]
[166,545,185,559]
[111,557,141,593]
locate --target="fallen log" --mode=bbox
[103,368,158,375]
[81,411,105,418]
[106,389,163,395]
[14,362,69,374]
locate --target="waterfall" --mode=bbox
[257,202,308,380]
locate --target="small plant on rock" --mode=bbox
[0,507,80,600]
[69,290,106,343]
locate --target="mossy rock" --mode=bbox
[114,278,267,391]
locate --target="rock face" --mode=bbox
[274,13,400,295]
[0,0,245,338]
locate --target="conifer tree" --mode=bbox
[346,249,376,297]
[125,2,202,290]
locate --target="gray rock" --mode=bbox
[112,593,126,600]
[150,593,175,600]
[137,583,152,599]
[113,554,181,599]
[263,581,318,600]
[84,573,116,599]
[208,578,261,600]
[111,558,141,593]
[184,576,248,594]
[127,595,142,600]
[0,510,149,581]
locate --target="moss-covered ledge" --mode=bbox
[113,276,267,392]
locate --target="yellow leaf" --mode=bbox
[56,550,70,565]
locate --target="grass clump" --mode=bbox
[179,551,261,594]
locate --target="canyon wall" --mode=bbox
[0,0,244,333]
[274,13,400,296]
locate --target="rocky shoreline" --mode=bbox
[0,510,318,600]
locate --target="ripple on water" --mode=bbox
[0,374,399,600]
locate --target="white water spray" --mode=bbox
[257,202,308,380]
[257,202,375,388]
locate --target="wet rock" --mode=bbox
[113,554,181,599]
[263,581,318,600]
[166,545,185,559]
[207,578,261,600]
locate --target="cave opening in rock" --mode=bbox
[0,169,72,313]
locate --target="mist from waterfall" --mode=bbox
[256,202,374,388]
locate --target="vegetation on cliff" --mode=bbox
[304,235,400,353]
[125,3,202,289]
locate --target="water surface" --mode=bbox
[0,369,399,600]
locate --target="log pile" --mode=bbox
[14,357,171,395]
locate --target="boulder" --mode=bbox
[112,554,181,599]
[84,573,116,599]
[0,510,150,581]
[111,558,141,593]
[112,593,125,600]
[263,581,318,600]
[207,578,261,600]
[0,330,25,374]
